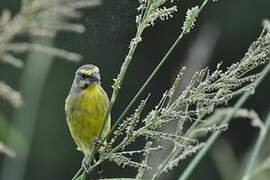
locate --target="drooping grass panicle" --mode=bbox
[182,6,199,34]
[136,142,163,180]
[0,0,99,66]
[160,143,205,174]
[149,20,270,179]
[178,21,270,180]
[0,0,99,106]
[0,81,22,108]
[0,141,16,158]
[107,96,151,152]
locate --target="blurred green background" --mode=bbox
[0,0,270,179]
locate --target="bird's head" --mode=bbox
[74,64,101,89]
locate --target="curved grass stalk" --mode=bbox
[178,61,270,180]
[241,108,270,180]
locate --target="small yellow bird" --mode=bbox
[65,64,110,157]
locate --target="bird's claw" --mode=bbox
[81,157,90,174]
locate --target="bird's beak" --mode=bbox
[79,80,90,89]
[78,72,100,89]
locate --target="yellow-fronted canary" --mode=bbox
[65,64,110,157]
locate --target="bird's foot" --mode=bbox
[81,157,90,174]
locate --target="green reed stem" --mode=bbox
[106,0,209,144]
[74,4,150,179]
[75,0,210,178]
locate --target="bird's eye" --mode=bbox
[80,73,88,78]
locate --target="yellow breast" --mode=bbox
[65,83,110,155]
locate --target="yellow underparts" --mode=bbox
[65,83,110,155]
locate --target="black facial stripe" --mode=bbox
[78,72,90,78]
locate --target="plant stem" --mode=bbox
[72,167,83,180]
[155,88,224,178]
[96,0,153,147]
[74,0,209,178]
[152,120,201,180]
[178,61,270,180]
[74,12,147,180]
[88,27,143,164]
[241,108,270,180]
[148,1,210,179]
[106,0,210,143]
[97,0,152,146]
[74,2,154,179]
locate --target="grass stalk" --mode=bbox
[74,16,146,180]
[73,1,210,179]
[107,0,209,145]
[178,61,270,180]
[241,108,270,180]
